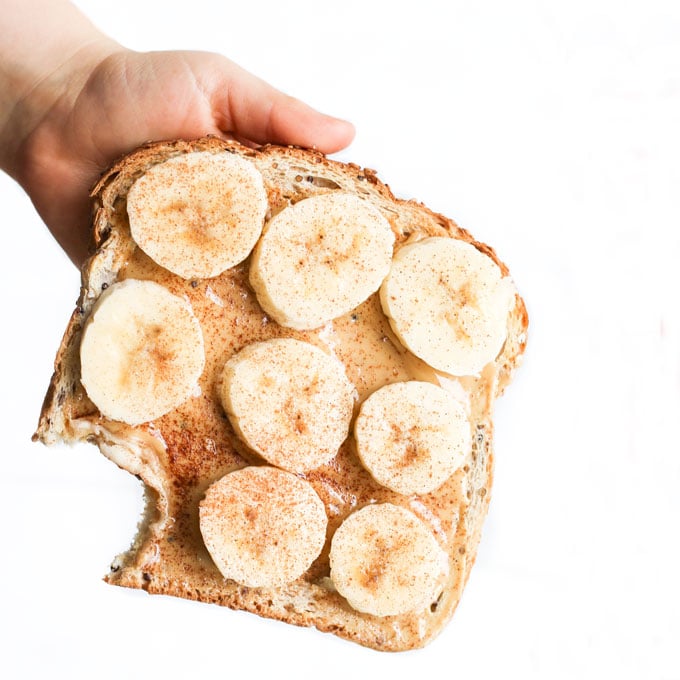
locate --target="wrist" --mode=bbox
[0,1,120,177]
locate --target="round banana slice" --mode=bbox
[80,279,205,425]
[380,237,515,377]
[329,503,448,617]
[249,192,395,330]
[354,381,470,495]
[199,466,328,588]
[127,151,268,279]
[220,338,354,473]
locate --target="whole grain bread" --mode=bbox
[34,137,528,651]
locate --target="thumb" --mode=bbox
[207,58,355,154]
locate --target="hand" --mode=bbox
[11,47,355,264]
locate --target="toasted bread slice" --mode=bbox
[34,137,527,651]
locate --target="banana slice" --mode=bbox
[199,466,328,588]
[329,503,449,617]
[249,192,395,329]
[220,338,354,473]
[80,279,205,425]
[354,381,470,495]
[127,151,268,279]
[380,237,515,376]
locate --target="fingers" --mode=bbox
[262,93,356,154]
[210,59,355,154]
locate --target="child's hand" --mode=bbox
[18,48,354,264]
[0,2,354,264]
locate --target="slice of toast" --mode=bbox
[34,137,527,651]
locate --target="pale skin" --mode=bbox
[0,0,355,265]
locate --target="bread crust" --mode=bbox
[34,137,527,651]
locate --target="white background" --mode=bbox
[1,1,678,678]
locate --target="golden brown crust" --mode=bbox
[34,137,528,651]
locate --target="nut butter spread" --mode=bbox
[116,238,472,574]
